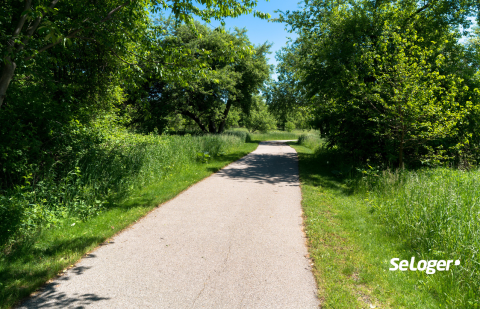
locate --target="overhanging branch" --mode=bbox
[24,1,130,61]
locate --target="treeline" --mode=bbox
[0,1,271,190]
[269,0,480,169]
[0,1,275,248]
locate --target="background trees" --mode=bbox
[0,0,269,189]
[0,0,269,107]
[127,22,271,134]
[242,95,277,133]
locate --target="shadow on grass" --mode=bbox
[289,143,357,196]
[0,235,110,309]
[2,235,105,264]
[0,142,259,309]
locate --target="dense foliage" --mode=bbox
[272,0,480,168]
[0,1,270,247]
[0,1,269,189]
[0,119,245,247]
[127,21,272,134]
[241,95,277,132]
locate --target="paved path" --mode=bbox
[19,141,319,309]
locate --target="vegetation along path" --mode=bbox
[18,141,318,308]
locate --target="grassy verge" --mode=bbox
[291,143,443,308]
[250,131,317,141]
[247,131,300,141]
[0,141,257,309]
[227,128,318,142]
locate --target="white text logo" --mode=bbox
[389,257,460,274]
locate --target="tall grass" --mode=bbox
[0,131,244,249]
[293,133,480,307]
[0,126,254,309]
[224,130,251,143]
[247,131,304,141]
[357,168,480,307]
[298,134,323,150]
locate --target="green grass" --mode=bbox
[1,133,247,244]
[248,130,316,141]
[293,136,480,308]
[357,168,480,308]
[290,142,443,308]
[0,136,257,309]
[298,133,323,150]
[226,128,317,142]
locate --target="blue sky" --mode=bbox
[196,0,302,78]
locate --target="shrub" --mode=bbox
[285,121,295,132]
[298,134,323,150]
[0,129,244,249]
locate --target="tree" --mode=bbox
[128,22,271,134]
[0,0,269,188]
[242,96,277,133]
[265,77,312,131]
[275,0,479,167]
[0,0,269,108]
[360,26,472,168]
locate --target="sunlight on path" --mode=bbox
[19,141,318,309]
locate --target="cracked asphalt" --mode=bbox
[18,141,319,308]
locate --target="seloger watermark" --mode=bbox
[389,257,460,274]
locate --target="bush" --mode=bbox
[0,129,244,249]
[298,134,323,150]
[285,121,295,132]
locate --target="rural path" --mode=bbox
[19,141,319,309]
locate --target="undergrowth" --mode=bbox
[295,136,480,308]
[357,169,480,308]
[0,122,255,308]
[0,125,244,250]
[298,133,323,151]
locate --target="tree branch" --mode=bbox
[10,0,32,49]
[181,110,208,132]
[19,0,61,50]
[404,0,437,25]
[24,1,130,61]
[76,36,139,66]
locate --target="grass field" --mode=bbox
[0,133,257,309]
[292,139,480,308]
[228,128,317,141]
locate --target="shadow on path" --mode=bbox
[17,261,109,309]
[216,151,299,185]
[20,282,110,308]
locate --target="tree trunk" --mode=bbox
[0,0,33,109]
[217,100,233,133]
[399,125,404,170]
[0,59,16,108]
[208,120,217,133]
[180,110,208,133]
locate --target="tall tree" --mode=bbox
[0,0,269,188]
[274,0,479,167]
[0,0,269,108]
[128,22,271,134]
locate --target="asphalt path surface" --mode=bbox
[19,141,319,308]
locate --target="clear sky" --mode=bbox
[196,0,302,79]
